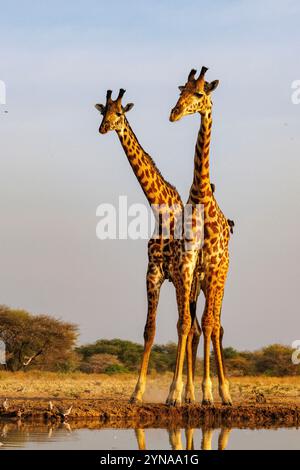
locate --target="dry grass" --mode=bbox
[0,371,299,404]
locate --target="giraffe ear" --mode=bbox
[178,86,185,92]
[95,104,105,114]
[123,103,134,113]
[207,80,219,93]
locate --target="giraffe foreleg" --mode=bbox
[166,311,191,406]
[130,262,164,404]
[166,265,195,406]
[167,246,198,406]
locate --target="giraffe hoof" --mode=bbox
[129,395,142,404]
[167,400,181,407]
[185,398,195,405]
[166,397,181,407]
[202,399,213,406]
[184,390,195,404]
[222,400,233,406]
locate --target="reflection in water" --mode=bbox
[136,427,231,450]
[0,420,230,451]
[134,429,146,450]
[0,420,69,448]
[0,420,299,450]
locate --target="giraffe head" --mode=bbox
[95,89,134,134]
[169,67,219,122]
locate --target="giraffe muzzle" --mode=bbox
[169,107,182,122]
[99,123,109,134]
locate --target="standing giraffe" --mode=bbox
[169,67,233,405]
[95,89,201,405]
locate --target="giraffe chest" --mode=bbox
[161,240,198,282]
[148,238,178,281]
[161,241,174,280]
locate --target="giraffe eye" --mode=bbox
[116,112,122,117]
[194,92,203,98]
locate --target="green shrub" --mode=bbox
[104,364,130,375]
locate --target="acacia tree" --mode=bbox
[0,305,78,371]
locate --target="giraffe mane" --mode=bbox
[145,151,180,196]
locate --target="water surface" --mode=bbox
[0,422,299,450]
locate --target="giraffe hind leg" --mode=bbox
[201,287,216,405]
[192,316,201,379]
[212,286,232,405]
[185,304,201,403]
[129,262,164,404]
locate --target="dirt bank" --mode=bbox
[1,398,299,429]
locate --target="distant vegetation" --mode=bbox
[0,306,299,376]
[77,339,300,377]
[0,305,78,372]
[220,344,299,377]
[77,339,177,374]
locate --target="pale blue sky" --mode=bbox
[0,0,299,350]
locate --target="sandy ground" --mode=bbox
[0,371,299,403]
[0,372,299,428]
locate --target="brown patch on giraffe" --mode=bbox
[208,204,216,218]
[150,181,156,193]
[156,179,162,189]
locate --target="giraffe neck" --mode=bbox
[116,117,181,207]
[188,110,213,205]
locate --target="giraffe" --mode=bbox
[169,67,233,405]
[95,89,201,406]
